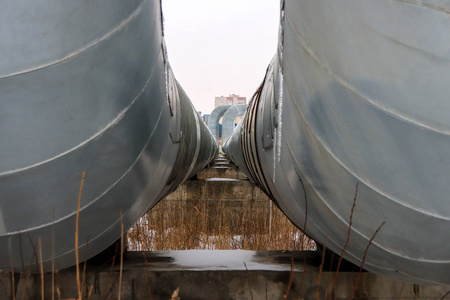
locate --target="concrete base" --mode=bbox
[197,158,248,180]
[197,166,248,180]
[197,154,246,180]
[165,178,269,201]
[1,251,448,300]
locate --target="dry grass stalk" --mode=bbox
[52,209,55,300]
[350,221,386,300]
[38,237,44,300]
[316,236,328,300]
[142,253,153,300]
[358,221,385,273]
[21,243,36,300]
[297,250,308,299]
[100,244,118,300]
[81,239,89,300]
[17,234,29,299]
[265,278,268,300]
[440,289,450,300]
[330,183,358,299]
[170,287,180,300]
[87,285,94,300]
[243,262,254,300]
[118,210,124,300]
[28,235,39,274]
[75,171,86,300]
[128,196,315,252]
[397,283,405,300]
[18,233,25,273]
[10,257,15,300]
[283,257,295,300]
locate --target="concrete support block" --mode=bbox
[164,179,269,201]
[2,251,448,299]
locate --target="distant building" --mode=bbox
[214,94,246,108]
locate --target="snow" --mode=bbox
[204,178,244,181]
[169,250,301,271]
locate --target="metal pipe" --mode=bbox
[225,0,450,285]
[0,0,217,272]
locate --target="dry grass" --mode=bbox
[127,196,316,251]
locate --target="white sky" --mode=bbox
[162,0,280,115]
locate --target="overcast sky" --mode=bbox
[162,0,280,114]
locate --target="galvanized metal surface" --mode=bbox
[0,0,216,272]
[225,0,450,285]
[222,120,253,181]
[207,105,232,142]
[221,104,248,144]
[159,82,218,198]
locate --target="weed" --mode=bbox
[127,197,315,252]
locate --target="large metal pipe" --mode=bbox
[0,0,217,272]
[207,105,232,142]
[225,0,450,285]
[161,81,218,198]
[221,104,247,144]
